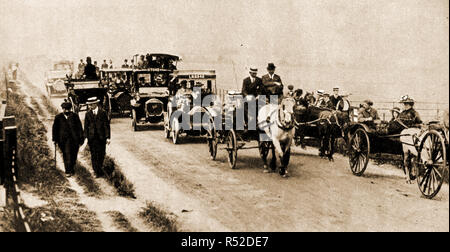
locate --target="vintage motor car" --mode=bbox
[129,53,180,131]
[99,68,133,117]
[45,60,73,97]
[164,70,218,144]
[130,68,172,131]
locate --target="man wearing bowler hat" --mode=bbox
[52,100,84,177]
[262,63,283,100]
[84,97,111,178]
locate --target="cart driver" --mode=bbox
[358,99,381,129]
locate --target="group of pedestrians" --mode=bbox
[52,98,111,178]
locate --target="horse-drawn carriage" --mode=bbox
[295,95,448,199]
[347,117,448,199]
[164,70,218,144]
[99,69,133,117]
[207,91,296,176]
[45,60,73,97]
[64,78,111,119]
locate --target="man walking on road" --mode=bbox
[84,97,111,178]
[52,101,84,177]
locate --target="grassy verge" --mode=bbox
[83,146,136,198]
[40,94,58,115]
[5,82,102,232]
[106,211,138,232]
[139,202,178,232]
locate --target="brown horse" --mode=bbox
[317,109,350,161]
[294,100,350,161]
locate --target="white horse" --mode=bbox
[257,97,296,177]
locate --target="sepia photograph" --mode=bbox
[0,0,448,238]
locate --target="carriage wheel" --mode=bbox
[172,118,180,144]
[226,130,237,169]
[416,130,447,199]
[348,128,370,176]
[205,114,218,160]
[132,109,138,132]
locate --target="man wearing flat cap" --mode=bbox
[262,63,283,100]
[52,100,84,177]
[84,97,111,178]
[358,99,380,128]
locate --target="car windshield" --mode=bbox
[54,63,72,71]
[137,72,168,88]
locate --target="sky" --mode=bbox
[0,0,449,102]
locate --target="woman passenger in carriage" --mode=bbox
[398,95,422,127]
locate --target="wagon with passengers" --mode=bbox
[207,87,297,177]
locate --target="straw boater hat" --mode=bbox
[333,86,339,91]
[317,89,325,95]
[86,97,100,105]
[249,67,258,73]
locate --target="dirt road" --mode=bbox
[107,118,448,232]
[24,64,448,232]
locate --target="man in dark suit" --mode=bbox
[84,97,111,178]
[84,57,98,80]
[261,63,283,102]
[241,67,263,131]
[52,101,84,177]
[329,86,343,110]
[241,67,263,97]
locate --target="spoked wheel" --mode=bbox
[416,130,447,199]
[348,128,370,176]
[172,118,180,144]
[225,130,237,169]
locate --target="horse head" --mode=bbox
[278,97,296,129]
[304,92,316,105]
